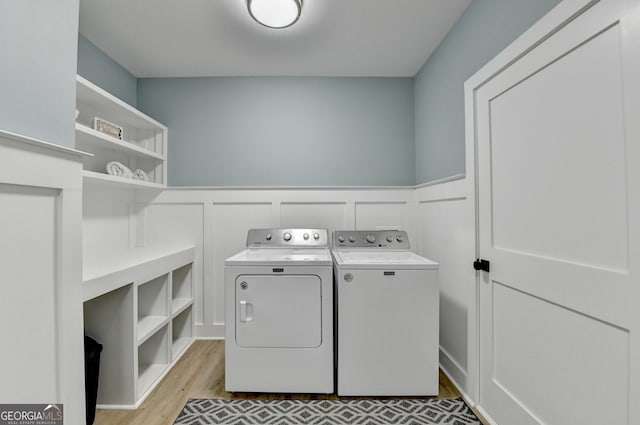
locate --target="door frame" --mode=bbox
[463,0,608,421]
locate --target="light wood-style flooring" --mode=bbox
[95,340,487,424]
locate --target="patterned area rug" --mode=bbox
[174,397,481,424]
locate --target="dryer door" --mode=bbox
[235,274,322,348]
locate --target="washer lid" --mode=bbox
[332,250,439,270]
[225,248,333,266]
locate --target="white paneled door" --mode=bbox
[472,0,640,424]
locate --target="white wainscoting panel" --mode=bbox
[83,186,136,254]
[0,184,58,400]
[355,202,407,231]
[280,202,348,232]
[415,177,476,401]
[0,131,86,423]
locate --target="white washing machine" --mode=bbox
[225,228,333,393]
[332,230,439,396]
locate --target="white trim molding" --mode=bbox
[0,130,87,424]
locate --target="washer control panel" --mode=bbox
[332,230,410,249]
[246,228,328,248]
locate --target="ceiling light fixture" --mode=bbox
[247,0,303,29]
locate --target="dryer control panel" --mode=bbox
[332,230,410,249]
[247,228,329,248]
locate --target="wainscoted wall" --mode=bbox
[82,183,475,400]
[1,131,86,423]
[126,188,417,338]
[414,176,476,401]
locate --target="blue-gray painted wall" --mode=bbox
[414,0,562,184]
[77,0,562,186]
[0,1,79,148]
[77,34,138,107]
[138,77,415,186]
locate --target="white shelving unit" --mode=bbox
[75,75,167,188]
[77,76,189,409]
[83,247,195,409]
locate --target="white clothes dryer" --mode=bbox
[225,228,333,393]
[332,230,439,396]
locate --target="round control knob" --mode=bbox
[396,235,404,242]
[366,234,376,243]
[348,235,356,243]
[386,235,394,243]
[283,232,292,241]
[303,233,309,240]
[313,232,320,240]
[265,233,272,240]
[337,235,345,243]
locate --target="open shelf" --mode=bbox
[76,75,167,187]
[76,75,165,133]
[83,170,165,190]
[171,263,193,316]
[172,307,193,360]
[137,274,169,344]
[137,325,169,398]
[137,316,170,346]
[138,364,166,399]
[171,298,193,317]
[75,124,165,161]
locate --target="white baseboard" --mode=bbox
[195,323,225,339]
[473,404,500,425]
[439,357,499,425]
[439,347,468,395]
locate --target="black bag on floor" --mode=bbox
[84,335,103,425]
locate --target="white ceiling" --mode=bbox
[79,0,471,78]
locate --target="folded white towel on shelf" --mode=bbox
[106,161,133,178]
[132,169,148,182]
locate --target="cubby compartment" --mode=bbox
[171,263,193,316]
[137,325,169,399]
[83,284,135,406]
[172,306,193,360]
[137,274,169,345]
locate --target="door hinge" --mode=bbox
[473,258,490,272]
